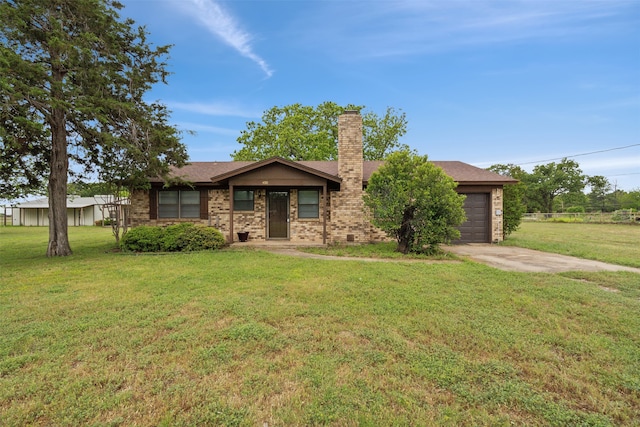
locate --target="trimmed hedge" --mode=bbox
[121,224,226,252]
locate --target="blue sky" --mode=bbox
[121,0,640,191]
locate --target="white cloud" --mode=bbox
[168,101,261,118]
[293,0,639,60]
[171,0,273,77]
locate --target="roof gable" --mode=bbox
[210,157,341,185]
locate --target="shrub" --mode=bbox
[121,226,164,252]
[176,225,226,251]
[120,224,226,252]
[161,223,194,251]
[566,206,585,213]
[611,209,638,223]
[549,216,584,223]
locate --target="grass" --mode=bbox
[302,241,455,260]
[1,227,639,426]
[502,222,640,268]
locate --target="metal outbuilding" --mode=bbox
[13,195,123,226]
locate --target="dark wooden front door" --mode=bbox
[268,191,289,239]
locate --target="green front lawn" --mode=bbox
[1,227,638,426]
[502,222,640,268]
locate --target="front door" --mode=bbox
[268,191,289,239]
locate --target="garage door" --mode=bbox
[457,193,490,243]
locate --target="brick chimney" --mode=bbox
[332,110,365,243]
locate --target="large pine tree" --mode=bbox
[0,0,188,256]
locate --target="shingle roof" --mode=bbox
[430,161,518,185]
[150,161,254,184]
[151,159,517,186]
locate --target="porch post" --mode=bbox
[229,184,234,243]
[322,183,327,245]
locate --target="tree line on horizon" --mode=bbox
[490,160,639,214]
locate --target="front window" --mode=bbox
[234,190,254,211]
[158,190,199,218]
[298,190,319,218]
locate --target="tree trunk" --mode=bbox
[46,49,72,257]
[544,194,554,213]
[112,203,121,244]
[47,104,72,257]
[396,206,415,254]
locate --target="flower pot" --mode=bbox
[237,231,249,242]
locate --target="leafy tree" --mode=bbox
[586,175,612,211]
[554,191,588,213]
[361,106,408,160]
[619,188,640,210]
[67,182,114,197]
[488,164,526,238]
[523,158,585,213]
[364,150,466,254]
[0,0,187,256]
[94,101,189,243]
[232,102,408,161]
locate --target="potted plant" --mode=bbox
[237,231,249,242]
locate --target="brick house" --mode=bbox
[130,111,516,244]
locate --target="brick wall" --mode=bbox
[209,189,230,233]
[129,189,149,227]
[491,187,504,242]
[289,189,325,243]
[231,189,264,242]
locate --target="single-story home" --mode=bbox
[130,111,517,244]
[13,195,126,227]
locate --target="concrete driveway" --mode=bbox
[446,244,640,273]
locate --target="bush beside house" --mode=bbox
[120,224,225,252]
